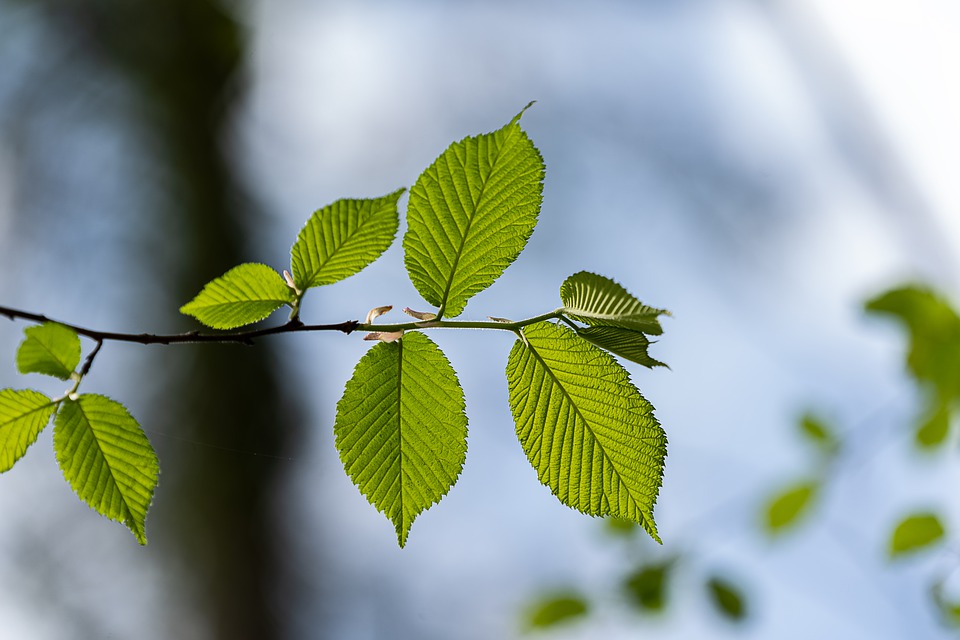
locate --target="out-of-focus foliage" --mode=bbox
[523,592,590,631]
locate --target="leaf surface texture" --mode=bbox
[506,322,666,541]
[335,332,467,546]
[180,263,293,329]
[0,389,56,472]
[291,190,404,290]
[561,271,667,335]
[403,109,544,318]
[54,394,159,544]
[17,323,81,379]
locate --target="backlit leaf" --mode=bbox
[334,331,467,547]
[764,480,818,534]
[524,593,589,630]
[889,512,945,558]
[54,394,159,544]
[180,263,294,329]
[576,326,666,369]
[0,389,56,472]
[706,576,748,621]
[291,190,404,290]
[403,106,544,318]
[561,271,668,335]
[506,322,667,541]
[16,323,81,380]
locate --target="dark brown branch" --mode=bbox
[0,304,359,346]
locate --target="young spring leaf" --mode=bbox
[0,389,57,472]
[180,263,294,329]
[54,394,159,544]
[290,190,404,291]
[561,271,668,335]
[334,332,467,547]
[575,326,666,369]
[403,105,545,318]
[506,322,667,542]
[889,512,945,558]
[764,480,818,534]
[16,323,81,380]
[705,576,748,621]
[524,593,590,630]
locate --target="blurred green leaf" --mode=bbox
[524,593,589,630]
[798,413,839,455]
[705,576,747,622]
[764,480,818,534]
[623,561,673,612]
[16,323,81,380]
[605,516,639,537]
[889,512,945,558]
[915,405,951,450]
[866,286,960,403]
[930,579,960,627]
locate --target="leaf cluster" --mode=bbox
[1,107,672,547]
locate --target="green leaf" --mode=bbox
[180,263,294,329]
[865,285,960,402]
[915,405,951,449]
[623,561,673,612]
[290,190,404,290]
[764,480,818,534]
[576,326,666,369]
[524,593,590,630]
[54,394,159,545]
[334,331,467,547]
[706,576,747,621]
[0,389,57,472]
[16,323,81,380]
[889,512,945,558]
[798,413,839,455]
[930,579,960,627]
[561,271,668,335]
[506,322,667,542]
[403,106,545,318]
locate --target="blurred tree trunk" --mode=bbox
[25,1,306,638]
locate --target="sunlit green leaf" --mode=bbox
[706,576,747,621]
[915,405,951,449]
[764,480,818,534]
[889,512,945,558]
[16,323,81,380]
[623,561,673,612]
[334,332,467,547]
[561,271,668,335]
[575,326,666,369]
[291,190,404,290]
[524,593,589,630]
[0,389,57,472]
[180,263,294,329]
[403,105,544,318]
[866,286,960,402]
[54,394,159,544]
[798,413,839,455]
[506,322,667,542]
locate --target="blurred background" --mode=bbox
[1,0,959,638]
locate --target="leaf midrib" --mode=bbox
[75,399,139,532]
[521,327,653,524]
[437,131,510,318]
